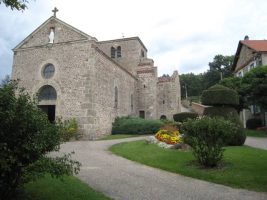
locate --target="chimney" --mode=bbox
[244,35,249,40]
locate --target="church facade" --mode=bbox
[12,15,181,139]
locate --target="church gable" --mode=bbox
[14,16,95,50]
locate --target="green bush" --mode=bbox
[246,118,263,130]
[58,118,79,141]
[203,107,246,146]
[173,112,198,122]
[181,117,236,167]
[0,82,80,199]
[201,84,239,106]
[112,116,163,135]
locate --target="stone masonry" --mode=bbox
[11,15,181,139]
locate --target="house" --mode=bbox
[232,36,267,127]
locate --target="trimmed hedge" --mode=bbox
[112,116,163,135]
[203,106,246,146]
[173,112,198,122]
[201,84,239,106]
[246,118,263,130]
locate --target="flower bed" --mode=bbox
[155,129,182,144]
[155,123,183,144]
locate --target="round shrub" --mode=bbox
[201,84,239,106]
[173,112,198,122]
[181,117,236,167]
[246,118,263,130]
[203,106,246,146]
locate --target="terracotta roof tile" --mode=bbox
[241,40,267,52]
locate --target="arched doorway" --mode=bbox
[160,115,167,120]
[38,85,57,122]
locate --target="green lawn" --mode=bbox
[99,134,145,140]
[22,175,112,200]
[245,129,267,137]
[110,140,267,192]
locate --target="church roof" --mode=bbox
[232,39,267,71]
[13,16,96,50]
[99,37,147,52]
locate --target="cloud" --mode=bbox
[2,0,267,81]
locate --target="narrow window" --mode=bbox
[163,100,165,104]
[131,94,133,111]
[117,46,121,58]
[114,86,118,108]
[139,110,145,119]
[144,85,146,88]
[111,47,116,58]
[141,50,145,57]
[42,63,55,79]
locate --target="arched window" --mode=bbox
[111,47,116,58]
[42,63,55,79]
[117,46,121,58]
[38,85,57,101]
[114,86,118,108]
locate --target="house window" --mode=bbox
[144,84,146,88]
[42,64,55,79]
[114,86,118,108]
[111,47,116,58]
[38,85,57,101]
[117,46,121,58]
[163,100,165,104]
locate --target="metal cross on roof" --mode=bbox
[52,7,59,17]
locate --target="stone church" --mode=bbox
[11,12,181,139]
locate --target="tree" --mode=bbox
[219,77,247,113]
[0,0,29,11]
[0,82,80,199]
[209,54,234,80]
[179,73,203,98]
[242,65,267,110]
[201,69,221,90]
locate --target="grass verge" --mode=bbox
[245,129,267,137]
[99,134,145,140]
[110,140,267,192]
[22,175,112,200]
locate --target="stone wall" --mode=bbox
[18,17,91,49]
[97,37,147,75]
[235,45,254,72]
[157,71,181,120]
[136,62,158,119]
[89,46,137,139]
[12,40,97,137]
[191,102,209,116]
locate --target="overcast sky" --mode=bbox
[1,0,267,81]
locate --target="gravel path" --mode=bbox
[58,137,267,200]
[245,136,267,150]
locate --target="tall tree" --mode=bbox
[180,73,203,98]
[209,54,234,80]
[0,0,30,10]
